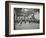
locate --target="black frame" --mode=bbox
[5,1,45,37]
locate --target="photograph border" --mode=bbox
[5,1,45,37]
